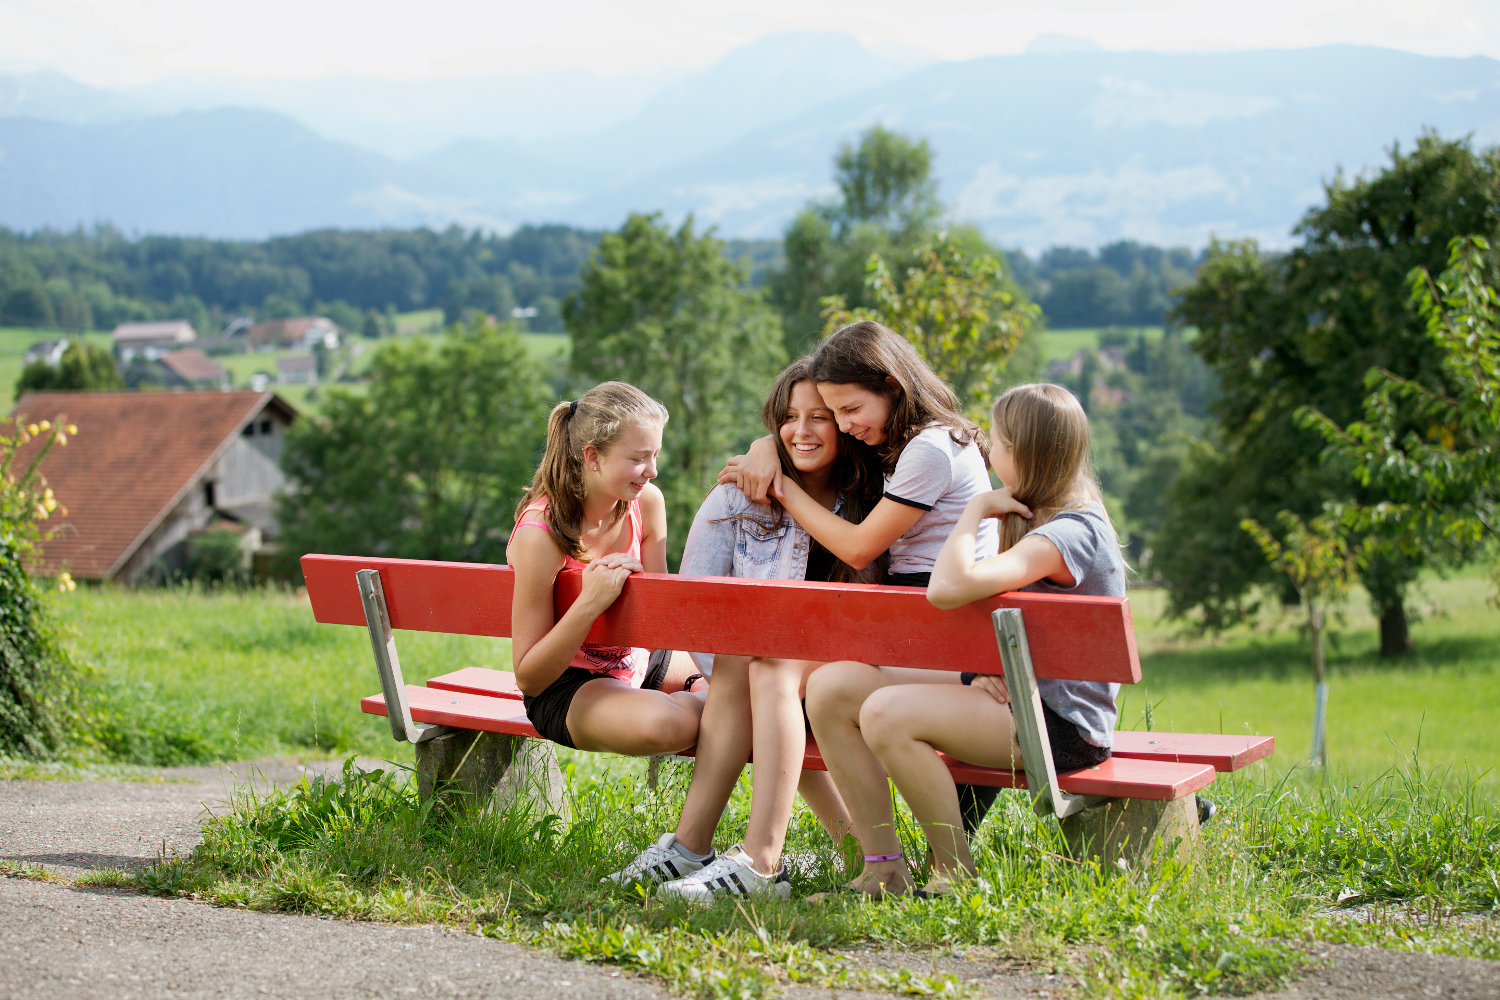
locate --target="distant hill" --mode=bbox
[1,39,1497,246]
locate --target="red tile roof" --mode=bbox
[160,348,227,383]
[10,391,295,579]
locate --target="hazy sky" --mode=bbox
[3,0,1497,85]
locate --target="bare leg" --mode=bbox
[661,649,706,693]
[860,684,1020,887]
[740,658,826,873]
[671,655,752,856]
[796,769,853,844]
[804,661,959,896]
[566,678,703,757]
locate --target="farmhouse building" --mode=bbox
[113,320,197,359]
[10,391,297,584]
[158,349,230,389]
[245,317,340,352]
[276,354,318,384]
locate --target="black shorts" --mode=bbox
[960,673,1111,772]
[522,650,673,749]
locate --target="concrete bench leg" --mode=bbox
[415,730,568,820]
[1059,794,1200,866]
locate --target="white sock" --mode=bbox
[671,839,712,862]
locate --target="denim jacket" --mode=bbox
[679,484,845,675]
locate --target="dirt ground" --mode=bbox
[2,761,1496,1000]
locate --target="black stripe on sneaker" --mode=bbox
[661,859,680,879]
[727,871,748,895]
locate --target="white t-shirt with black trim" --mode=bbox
[883,425,999,576]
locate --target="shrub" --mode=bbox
[0,417,85,757]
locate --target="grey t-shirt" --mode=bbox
[883,425,999,575]
[1022,504,1125,747]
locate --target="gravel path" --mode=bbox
[2,762,1496,999]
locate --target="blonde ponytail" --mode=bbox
[515,381,668,561]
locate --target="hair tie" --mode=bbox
[568,399,579,418]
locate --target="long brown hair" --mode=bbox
[756,357,884,583]
[989,383,1110,553]
[809,320,985,475]
[515,381,668,561]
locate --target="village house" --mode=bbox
[11,390,297,584]
[158,348,230,390]
[243,316,341,352]
[112,320,197,360]
[276,353,318,384]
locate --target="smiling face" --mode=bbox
[814,382,893,446]
[988,423,1018,487]
[585,420,662,503]
[779,380,840,475]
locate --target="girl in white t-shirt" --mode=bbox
[717,320,1000,887]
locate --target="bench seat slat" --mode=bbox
[421,667,1271,774]
[1111,731,1274,770]
[427,667,524,700]
[361,687,1215,801]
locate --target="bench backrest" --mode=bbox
[302,554,1141,684]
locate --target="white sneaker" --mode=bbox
[657,845,791,904]
[602,831,712,886]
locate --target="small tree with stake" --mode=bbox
[1241,509,1360,769]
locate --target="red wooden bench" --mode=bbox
[302,553,1274,862]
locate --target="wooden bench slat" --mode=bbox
[422,667,1271,774]
[305,554,1141,683]
[427,667,524,700]
[1111,731,1275,771]
[361,687,1214,800]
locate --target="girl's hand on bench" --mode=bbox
[579,553,643,614]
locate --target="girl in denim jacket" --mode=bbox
[605,358,884,900]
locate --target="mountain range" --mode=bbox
[1,33,1497,250]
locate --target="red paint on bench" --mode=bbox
[303,555,1140,683]
[360,689,1214,799]
[1111,731,1275,771]
[427,667,524,700]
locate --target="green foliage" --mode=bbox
[277,316,551,565]
[15,340,123,396]
[1160,133,1500,639]
[1007,243,1201,329]
[0,417,84,758]
[821,239,1040,420]
[565,213,785,566]
[770,127,948,357]
[183,526,252,585]
[1303,235,1500,601]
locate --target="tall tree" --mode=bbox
[1158,133,1500,650]
[16,342,123,397]
[770,126,944,357]
[565,213,785,566]
[277,317,550,566]
[820,238,1039,422]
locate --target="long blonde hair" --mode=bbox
[990,383,1109,553]
[515,381,668,561]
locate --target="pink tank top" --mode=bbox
[507,497,648,686]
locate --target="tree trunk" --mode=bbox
[1379,596,1413,657]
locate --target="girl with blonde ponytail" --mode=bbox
[507,381,704,755]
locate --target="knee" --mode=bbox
[804,661,866,722]
[857,688,909,752]
[643,699,700,755]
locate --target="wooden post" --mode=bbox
[415,729,569,820]
[1059,794,1200,867]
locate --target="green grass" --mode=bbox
[1036,327,1167,362]
[25,575,1500,996]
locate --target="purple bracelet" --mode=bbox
[863,852,904,863]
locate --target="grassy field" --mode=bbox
[0,326,115,412]
[45,568,1498,787]
[9,569,1495,997]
